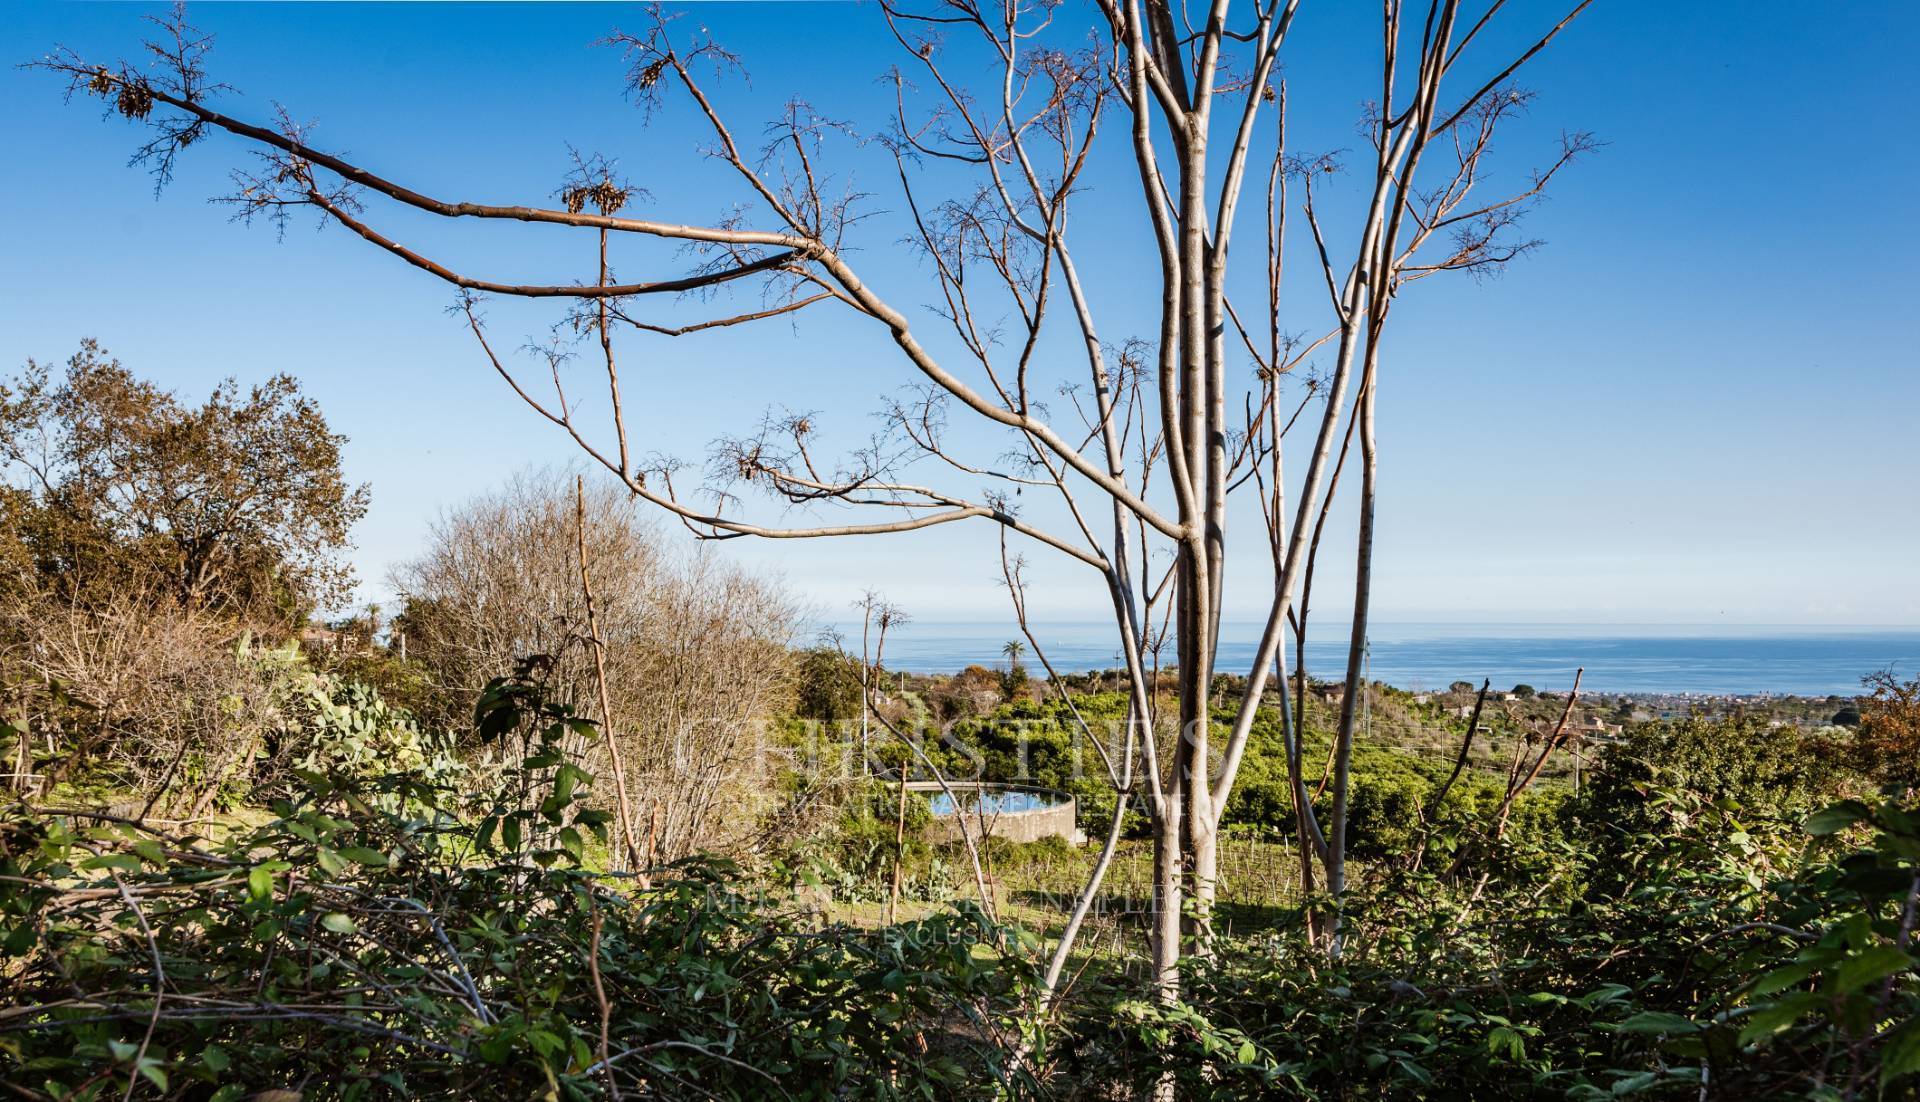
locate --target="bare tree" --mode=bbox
[845,590,1004,920]
[624,551,799,861]
[394,469,799,862]
[41,0,1595,992]
[0,562,254,808]
[853,590,909,776]
[392,471,659,732]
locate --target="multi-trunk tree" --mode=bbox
[42,0,1593,992]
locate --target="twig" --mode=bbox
[110,875,163,1102]
[587,896,621,1102]
[576,475,647,881]
[1411,677,1489,872]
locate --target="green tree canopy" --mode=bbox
[0,340,367,621]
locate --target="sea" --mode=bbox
[826,621,1920,698]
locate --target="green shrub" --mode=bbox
[1576,716,1851,862]
[0,672,1041,1100]
[1053,788,1920,1100]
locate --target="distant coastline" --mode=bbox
[821,621,1920,697]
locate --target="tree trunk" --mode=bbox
[1326,359,1380,954]
[1189,793,1218,953]
[887,762,909,924]
[1150,785,1185,1000]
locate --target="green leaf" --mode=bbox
[1749,959,1821,996]
[1806,801,1872,836]
[319,912,358,935]
[136,1059,168,1091]
[337,847,389,868]
[202,1045,230,1073]
[1579,984,1634,1010]
[80,853,142,873]
[2,923,35,956]
[1883,1018,1920,1088]
[1236,1040,1256,1064]
[315,847,347,876]
[247,866,274,901]
[1611,1011,1700,1035]
[1738,993,1819,1044]
[1832,945,1915,993]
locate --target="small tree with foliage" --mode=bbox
[0,340,367,622]
[1856,670,1920,786]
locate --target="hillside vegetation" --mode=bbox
[1,387,1915,1096]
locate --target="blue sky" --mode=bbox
[2,1,1915,628]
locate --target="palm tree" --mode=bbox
[1000,640,1029,700]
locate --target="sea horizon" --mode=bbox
[818,619,1920,697]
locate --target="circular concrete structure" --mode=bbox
[905,781,1084,845]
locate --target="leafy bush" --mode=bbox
[0,673,1041,1100]
[793,644,864,724]
[921,692,1570,864]
[10,656,1906,1100]
[1576,716,1850,866]
[1857,671,1920,786]
[1049,788,1919,1100]
[783,777,959,904]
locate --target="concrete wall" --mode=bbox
[933,799,1081,845]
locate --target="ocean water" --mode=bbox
[836,621,1920,697]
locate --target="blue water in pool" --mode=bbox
[835,621,1920,697]
[926,790,1062,817]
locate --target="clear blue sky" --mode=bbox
[2,2,1915,627]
